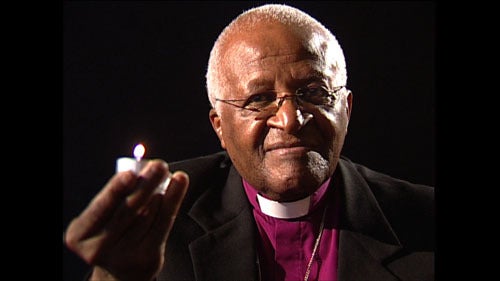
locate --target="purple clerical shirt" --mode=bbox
[243,178,339,281]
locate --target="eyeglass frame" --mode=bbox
[214,85,346,117]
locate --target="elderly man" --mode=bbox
[64,4,434,281]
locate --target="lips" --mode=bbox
[264,131,321,153]
[265,141,312,152]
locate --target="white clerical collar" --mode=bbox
[256,193,311,219]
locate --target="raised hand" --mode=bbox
[64,160,189,281]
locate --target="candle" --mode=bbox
[116,143,148,173]
[116,143,171,194]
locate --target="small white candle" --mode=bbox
[115,143,171,194]
[116,143,147,174]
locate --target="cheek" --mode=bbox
[315,102,349,149]
[220,115,266,153]
[220,116,270,184]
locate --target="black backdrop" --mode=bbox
[63,1,435,279]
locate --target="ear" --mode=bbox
[209,108,226,149]
[343,90,353,132]
[345,89,353,120]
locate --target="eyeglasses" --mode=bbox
[215,85,345,119]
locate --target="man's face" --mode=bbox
[210,23,352,202]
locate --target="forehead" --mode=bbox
[227,22,320,63]
[242,64,330,93]
[223,23,331,86]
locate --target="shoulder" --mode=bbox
[169,150,231,175]
[339,155,434,202]
[168,151,233,208]
[338,156,434,248]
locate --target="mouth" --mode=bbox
[265,142,312,154]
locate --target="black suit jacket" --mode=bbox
[158,151,434,281]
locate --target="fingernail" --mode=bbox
[154,173,172,194]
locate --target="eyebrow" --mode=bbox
[246,78,273,93]
[245,72,328,93]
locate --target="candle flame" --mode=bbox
[133,143,145,161]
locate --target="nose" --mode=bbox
[266,96,313,133]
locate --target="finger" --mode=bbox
[113,191,164,246]
[94,171,188,271]
[146,171,189,248]
[65,171,139,247]
[70,199,164,266]
[126,160,171,209]
[100,160,171,243]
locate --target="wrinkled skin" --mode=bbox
[210,22,352,202]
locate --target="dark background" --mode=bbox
[63,1,435,279]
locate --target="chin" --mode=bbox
[263,175,322,202]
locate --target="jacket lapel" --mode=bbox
[336,160,404,281]
[187,166,259,281]
[337,231,402,280]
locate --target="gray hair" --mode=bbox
[205,4,347,109]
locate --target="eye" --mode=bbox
[297,86,330,105]
[243,92,276,109]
